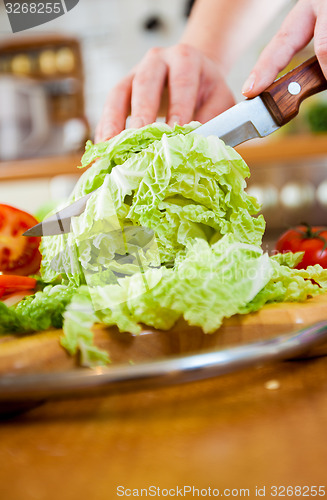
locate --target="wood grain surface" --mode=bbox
[0,295,326,500]
[261,56,327,126]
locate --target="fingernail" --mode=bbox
[242,73,256,95]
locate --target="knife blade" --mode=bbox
[24,56,327,237]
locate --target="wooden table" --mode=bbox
[0,297,327,500]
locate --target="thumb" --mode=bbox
[313,1,327,80]
[242,0,315,97]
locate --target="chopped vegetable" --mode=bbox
[1,124,327,367]
[93,235,274,334]
[0,275,37,298]
[0,284,75,334]
[41,122,265,284]
[61,288,110,367]
[0,204,41,276]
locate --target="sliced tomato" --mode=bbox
[0,275,37,305]
[0,204,41,276]
[0,275,37,294]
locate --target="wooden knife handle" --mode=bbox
[260,56,327,126]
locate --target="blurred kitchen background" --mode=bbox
[0,0,327,251]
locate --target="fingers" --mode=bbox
[313,0,327,79]
[129,48,167,128]
[166,44,201,126]
[95,74,133,142]
[95,44,207,140]
[95,44,236,141]
[242,0,315,97]
[95,49,167,142]
[194,82,235,124]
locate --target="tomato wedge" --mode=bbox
[0,204,41,276]
[0,275,37,304]
[0,275,37,296]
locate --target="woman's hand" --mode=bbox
[95,44,235,142]
[242,0,327,97]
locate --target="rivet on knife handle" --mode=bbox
[260,56,327,126]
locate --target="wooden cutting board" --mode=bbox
[1,293,327,375]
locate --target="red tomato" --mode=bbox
[0,204,41,276]
[0,275,37,291]
[0,275,37,302]
[275,224,327,269]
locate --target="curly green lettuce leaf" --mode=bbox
[270,251,304,268]
[61,287,109,367]
[0,302,21,334]
[40,123,264,284]
[0,284,75,334]
[239,258,327,314]
[88,235,273,335]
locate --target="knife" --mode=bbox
[24,56,327,237]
